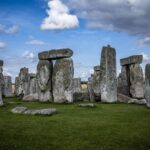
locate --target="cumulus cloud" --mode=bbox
[0,42,6,49]
[69,0,150,40]
[26,39,45,45]
[138,37,150,46]
[0,24,18,34]
[141,53,150,61]
[22,51,35,59]
[3,67,13,77]
[41,0,79,30]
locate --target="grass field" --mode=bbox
[0,97,150,150]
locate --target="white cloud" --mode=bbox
[26,36,46,45]
[3,67,13,77]
[41,0,79,30]
[0,42,6,49]
[141,53,150,61]
[138,37,150,46]
[0,24,18,34]
[26,39,45,45]
[22,51,35,59]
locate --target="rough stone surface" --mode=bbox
[53,58,74,103]
[73,78,81,93]
[2,76,12,97]
[15,77,20,96]
[17,67,30,96]
[11,106,56,116]
[120,55,143,66]
[78,103,95,107]
[92,66,101,101]
[0,61,4,106]
[37,60,53,102]
[38,48,73,60]
[87,77,95,101]
[128,99,146,105]
[117,93,130,103]
[73,92,89,102]
[130,64,144,99]
[145,64,150,107]
[11,106,27,114]
[23,93,39,101]
[100,45,117,103]
[117,66,130,96]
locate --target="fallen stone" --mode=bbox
[23,108,56,116]
[117,93,130,103]
[23,93,39,101]
[78,103,95,107]
[11,106,57,116]
[100,45,117,103]
[120,55,143,66]
[38,48,73,60]
[11,106,27,114]
[128,99,146,105]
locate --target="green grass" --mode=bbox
[0,97,150,150]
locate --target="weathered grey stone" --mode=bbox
[11,106,56,116]
[100,45,117,103]
[23,108,56,116]
[23,93,39,101]
[15,77,20,96]
[120,55,143,66]
[92,66,101,101]
[18,67,30,96]
[37,60,53,102]
[128,99,146,105]
[117,66,130,96]
[78,103,95,107]
[73,92,90,102]
[53,58,74,103]
[117,93,130,103]
[145,64,150,107]
[73,78,81,93]
[2,76,12,97]
[87,77,95,101]
[0,61,4,106]
[38,48,73,60]
[11,106,27,114]
[130,64,144,99]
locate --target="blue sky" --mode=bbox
[0,0,150,82]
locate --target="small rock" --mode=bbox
[128,99,146,105]
[117,93,130,103]
[11,106,27,113]
[79,103,95,107]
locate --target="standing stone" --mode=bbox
[0,60,4,106]
[15,77,20,96]
[92,66,101,101]
[145,64,150,107]
[18,67,30,96]
[37,60,53,102]
[130,64,144,99]
[100,45,117,103]
[117,66,130,96]
[23,73,39,101]
[2,76,12,97]
[73,78,81,93]
[87,77,95,102]
[53,58,74,103]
